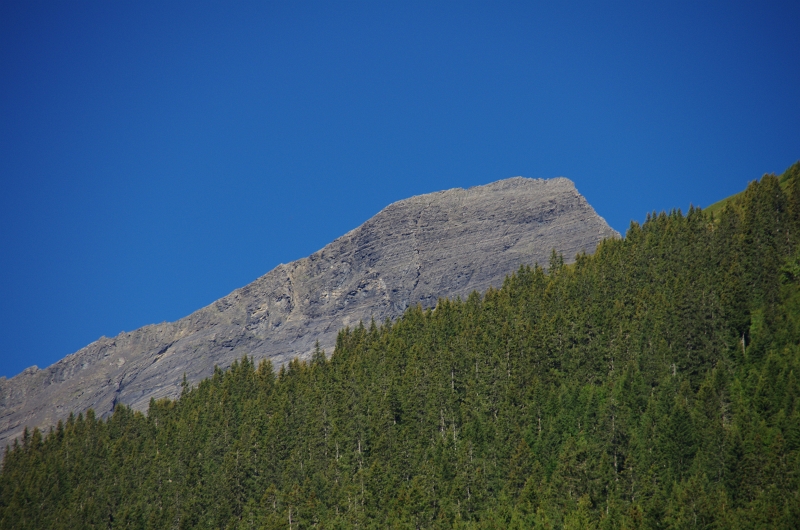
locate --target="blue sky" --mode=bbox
[1,1,798,379]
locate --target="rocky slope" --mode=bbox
[0,177,618,447]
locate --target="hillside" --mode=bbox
[0,177,617,449]
[2,163,800,528]
[705,162,800,215]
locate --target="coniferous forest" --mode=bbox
[2,164,800,529]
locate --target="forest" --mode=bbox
[2,163,800,528]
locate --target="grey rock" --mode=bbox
[0,177,618,447]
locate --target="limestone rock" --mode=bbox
[0,177,618,447]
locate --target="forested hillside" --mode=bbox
[2,163,800,529]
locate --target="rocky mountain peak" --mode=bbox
[0,176,618,447]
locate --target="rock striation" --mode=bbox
[0,177,618,448]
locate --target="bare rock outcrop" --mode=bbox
[0,177,618,447]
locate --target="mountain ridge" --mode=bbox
[0,176,617,447]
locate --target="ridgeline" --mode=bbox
[2,163,800,528]
[0,176,616,450]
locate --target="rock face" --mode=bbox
[0,177,618,447]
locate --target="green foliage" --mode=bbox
[3,163,800,528]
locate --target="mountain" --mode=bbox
[0,176,617,448]
[2,164,798,528]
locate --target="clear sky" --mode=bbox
[1,1,798,379]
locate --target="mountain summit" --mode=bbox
[0,177,617,447]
